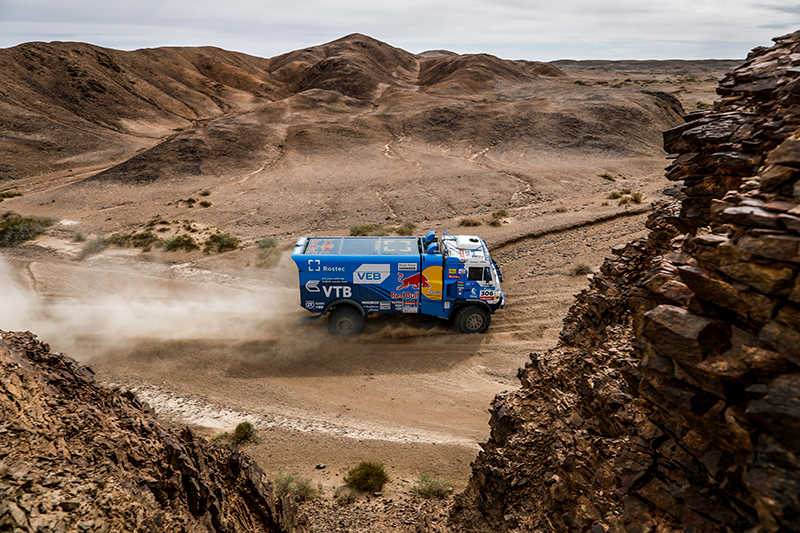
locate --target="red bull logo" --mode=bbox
[396,272,430,291]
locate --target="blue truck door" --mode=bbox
[419,253,445,317]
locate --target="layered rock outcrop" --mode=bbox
[452,30,800,532]
[0,330,306,533]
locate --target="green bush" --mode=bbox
[204,232,241,253]
[233,421,255,444]
[458,218,482,227]
[568,263,593,276]
[199,200,212,208]
[79,236,110,259]
[411,473,453,499]
[256,237,279,249]
[334,486,357,506]
[344,461,389,492]
[73,230,87,242]
[200,190,211,196]
[491,209,509,219]
[0,212,58,246]
[163,234,199,252]
[350,224,388,236]
[0,191,22,202]
[274,471,320,502]
[394,221,416,236]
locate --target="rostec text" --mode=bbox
[323,266,346,272]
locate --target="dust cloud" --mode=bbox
[0,256,317,364]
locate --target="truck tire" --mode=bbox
[327,306,365,336]
[455,305,490,334]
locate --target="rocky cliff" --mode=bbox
[0,330,306,533]
[452,30,800,532]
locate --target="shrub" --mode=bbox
[631,192,644,204]
[204,232,241,253]
[458,218,482,227]
[620,188,631,195]
[491,209,509,219]
[601,201,609,206]
[350,224,388,236]
[394,221,416,236]
[0,191,22,201]
[274,471,320,502]
[233,421,255,444]
[598,172,616,182]
[163,234,199,252]
[344,461,389,492]
[618,197,631,207]
[334,486,357,506]
[200,190,211,196]
[73,230,87,242]
[568,263,593,276]
[79,236,110,259]
[0,212,58,246]
[199,200,212,208]
[411,473,453,499]
[696,101,712,110]
[554,206,568,213]
[257,237,279,249]
[606,191,622,199]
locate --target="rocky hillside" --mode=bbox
[451,30,800,532]
[0,330,306,533]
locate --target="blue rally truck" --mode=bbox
[291,231,504,335]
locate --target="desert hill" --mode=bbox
[0,34,689,241]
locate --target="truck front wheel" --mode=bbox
[327,306,365,336]
[455,305,490,334]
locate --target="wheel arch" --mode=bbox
[447,300,492,320]
[323,298,366,316]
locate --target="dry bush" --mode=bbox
[458,218,482,227]
[0,212,58,246]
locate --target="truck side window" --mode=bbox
[468,267,485,281]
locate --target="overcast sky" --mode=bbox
[1,0,798,61]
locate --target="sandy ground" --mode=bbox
[0,202,650,499]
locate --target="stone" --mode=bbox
[643,305,730,365]
[717,259,796,295]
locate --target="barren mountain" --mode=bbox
[0,33,687,240]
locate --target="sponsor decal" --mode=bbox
[305,280,320,292]
[458,269,466,274]
[305,300,316,309]
[447,274,461,279]
[398,263,417,271]
[322,285,352,298]
[448,268,457,274]
[354,264,390,284]
[402,300,418,314]
[391,291,419,300]
[396,272,430,291]
[380,301,391,310]
[421,266,443,301]
[311,239,336,254]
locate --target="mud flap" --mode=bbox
[297,314,323,326]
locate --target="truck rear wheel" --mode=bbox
[455,305,490,334]
[327,306,365,336]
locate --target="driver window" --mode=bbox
[468,267,485,281]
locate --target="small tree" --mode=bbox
[344,461,389,492]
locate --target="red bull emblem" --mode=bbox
[396,272,430,291]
